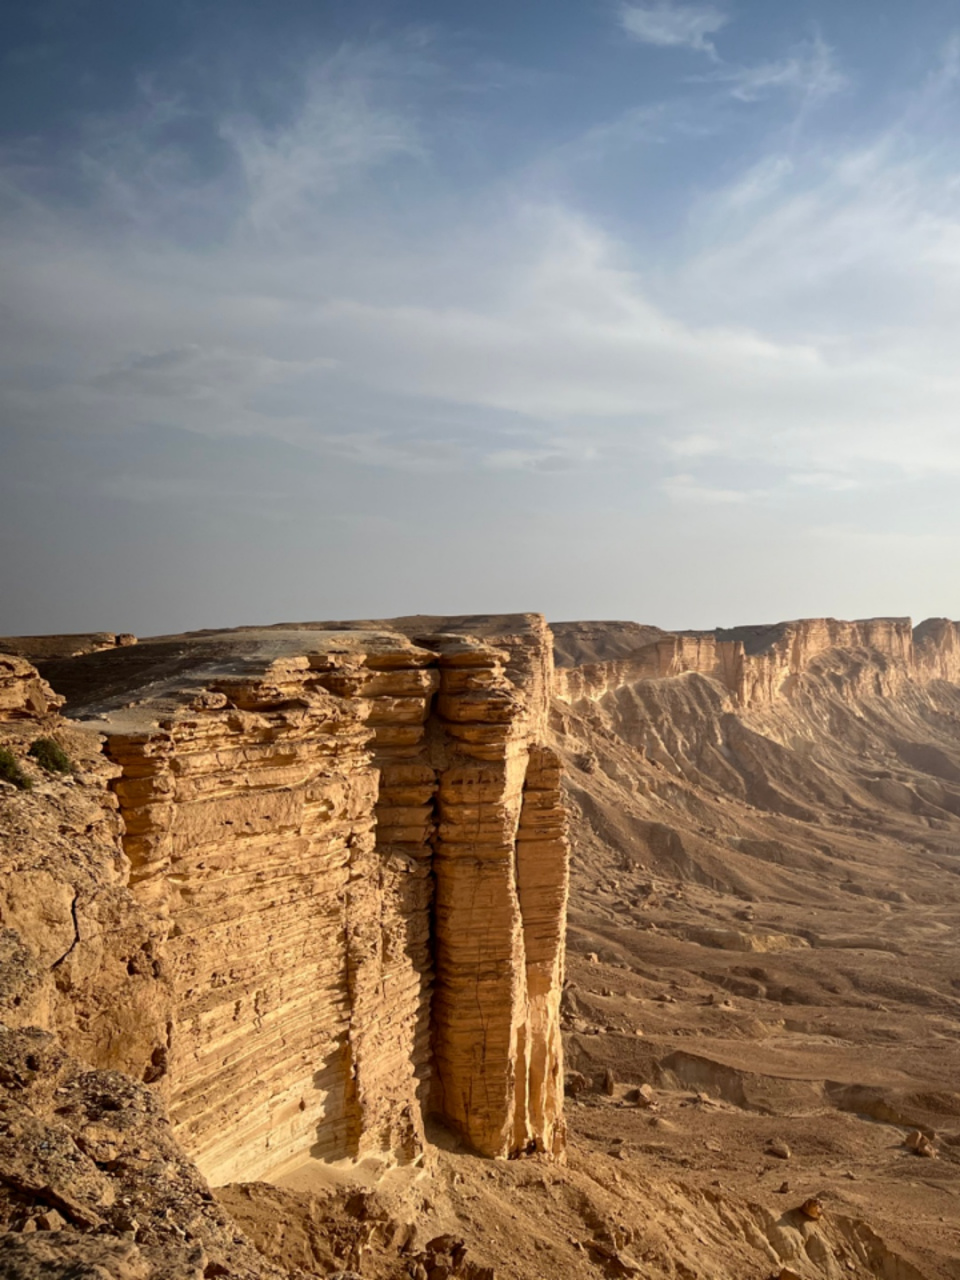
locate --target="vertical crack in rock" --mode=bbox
[515,745,568,1157]
[49,892,80,970]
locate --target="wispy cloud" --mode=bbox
[619,2,728,55]
[91,345,338,398]
[703,35,847,103]
[222,61,424,234]
[711,155,795,211]
[788,471,863,493]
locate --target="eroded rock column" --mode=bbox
[515,744,568,1156]
[430,635,568,1158]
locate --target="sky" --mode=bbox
[3,0,960,635]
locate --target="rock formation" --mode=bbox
[0,671,171,1082]
[554,615,960,710]
[0,1025,288,1279]
[0,655,63,722]
[1,615,568,1193]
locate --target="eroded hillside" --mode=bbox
[553,617,960,1280]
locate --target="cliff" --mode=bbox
[554,615,956,710]
[0,616,568,1196]
[0,664,171,1082]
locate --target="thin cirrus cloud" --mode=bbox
[701,36,848,103]
[221,70,425,234]
[618,5,845,109]
[619,2,729,54]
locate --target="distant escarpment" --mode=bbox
[550,617,960,1280]
[552,614,960,877]
[551,613,960,921]
[554,614,960,709]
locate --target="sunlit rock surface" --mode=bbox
[21,615,569,1182]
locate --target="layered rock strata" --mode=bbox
[913,617,960,682]
[39,618,568,1184]
[101,646,383,1184]
[714,617,915,706]
[426,632,565,1158]
[555,616,958,711]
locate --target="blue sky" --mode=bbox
[3,1,960,634]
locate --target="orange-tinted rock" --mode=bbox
[0,655,63,721]
[27,618,568,1181]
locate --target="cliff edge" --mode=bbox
[2,617,569,1192]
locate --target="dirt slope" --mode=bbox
[551,624,960,1279]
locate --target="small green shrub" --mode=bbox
[0,746,32,791]
[28,737,73,775]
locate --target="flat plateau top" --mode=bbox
[18,615,546,731]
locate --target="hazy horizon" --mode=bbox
[4,1,960,636]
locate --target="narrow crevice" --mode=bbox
[50,892,80,971]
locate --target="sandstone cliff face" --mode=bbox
[100,646,384,1184]
[555,616,952,711]
[423,627,565,1159]
[15,617,568,1186]
[715,617,915,707]
[913,617,960,683]
[554,634,725,704]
